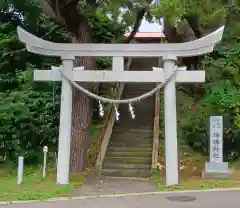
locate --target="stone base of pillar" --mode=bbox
[202,162,229,179]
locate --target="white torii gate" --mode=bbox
[17,26,224,185]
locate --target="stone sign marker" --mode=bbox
[202,116,229,179]
[210,116,223,163]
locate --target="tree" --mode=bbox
[32,0,153,172]
[1,0,230,171]
[179,1,240,160]
[0,0,124,165]
[0,5,62,163]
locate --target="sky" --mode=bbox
[139,19,163,32]
[118,0,164,33]
[138,0,163,33]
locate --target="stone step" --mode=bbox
[124,83,156,86]
[112,123,154,128]
[119,112,153,116]
[111,134,152,139]
[101,59,156,178]
[101,169,151,178]
[106,151,152,158]
[110,139,152,145]
[108,147,152,153]
[103,163,151,169]
[110,143,152,148]
[112,128,153,134]
[119,100,154,105]
[124,85,154,88]
[118,109,154,113]
[122,91,154,96]
[119,105,154,109]
[123,91,154,95]
[111,131,152,135]
[115,115,153,118]
[115,110,154,115]
[130,65,157,69]
[118,106,154,110]
[110,141,152,147]
[111,134,152,138]
[131,62,158,66]
[113,119,154,124]
[104,156,152,164]
[124,84,155,88]
[118,107,154,111]
[122,90,155,94]
[109,143,153,148]
[124,85,155,89]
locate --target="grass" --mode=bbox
[154,177,240,191]
[0,163,85,201]
[153,140,240,191]
[155,94,240,190]
[0,123,101,202]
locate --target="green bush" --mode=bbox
[180,34,240,161]
[0,67,60,163]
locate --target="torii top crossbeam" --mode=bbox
[17,26,224,59]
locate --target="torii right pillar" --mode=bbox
[161,26,225,185]
[154,59,205,185]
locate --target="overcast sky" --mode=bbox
[138,0,163,32]
[139,19,163,32]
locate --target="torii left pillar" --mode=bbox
[163,56,179,185]
[56,58,74,184]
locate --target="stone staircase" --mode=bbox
[101,58,159,178]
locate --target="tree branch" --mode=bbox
[96,0,105,6]
[122,8,146,43]
[38,0,66,26]
[163,22,181,43]
[185,14,204,38]
[87,0,98,7]
[178,19,196,42]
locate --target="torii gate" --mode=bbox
[17,26,224,186]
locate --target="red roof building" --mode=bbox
[124,32,165,42]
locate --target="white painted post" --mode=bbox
[42,146,48,178]
[17,156,24,185]
[56,58,74,184]
[163,56,179,186]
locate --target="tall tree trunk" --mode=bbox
[69,18,96,172]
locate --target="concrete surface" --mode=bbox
[71,176,157,196]
[2,190,240,208]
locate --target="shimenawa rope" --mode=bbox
[59,60,177,104]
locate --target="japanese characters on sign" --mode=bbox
[209,116,223,163]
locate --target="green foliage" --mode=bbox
[150,0,226,26]
[0,66,60,164]
[0,0,239,165]
[179,3,240,161]
[0,7,63,163]
[0,1,125,164]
